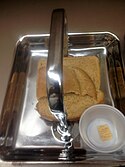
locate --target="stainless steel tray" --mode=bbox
[0,32,125,165]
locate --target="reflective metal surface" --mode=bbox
[0,32,125,165]
[46,9,72,150]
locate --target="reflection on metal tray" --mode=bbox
[0,32,125,165]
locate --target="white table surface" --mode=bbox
[0,0,125,166]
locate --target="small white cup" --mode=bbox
[79,104,125,153]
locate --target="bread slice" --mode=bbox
[36,56,104,121]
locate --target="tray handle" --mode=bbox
[46,9,72,149]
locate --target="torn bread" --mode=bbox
[36,56,104,121]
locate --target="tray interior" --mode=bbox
[0,32,125,164]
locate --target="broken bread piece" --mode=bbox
[98,124,112,141]
[36,56,104,121]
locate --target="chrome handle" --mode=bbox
[46,9,72,145]
[47,9,65,114]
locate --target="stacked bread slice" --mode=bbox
[36,56,104,121]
